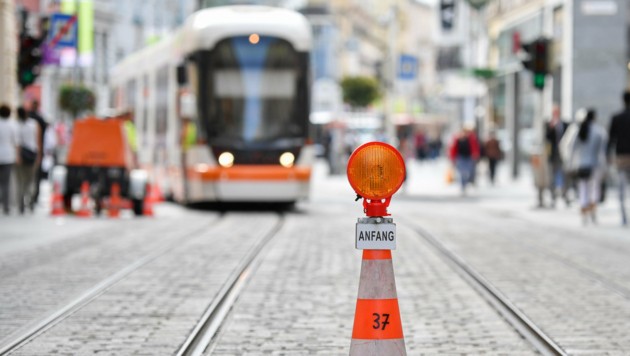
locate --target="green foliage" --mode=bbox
[58,84,96,119]
[340,76,380,108]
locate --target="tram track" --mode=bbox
[176,213,285,356]
[0,214,225,356]
[432,207,630,301]
[400,216,568,356]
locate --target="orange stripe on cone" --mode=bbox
[352,299,403,339]
[363,250,392,260]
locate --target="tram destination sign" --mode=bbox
[356,218,396,250]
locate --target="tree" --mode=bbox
[340,76,380,109]
[58,84,96,119]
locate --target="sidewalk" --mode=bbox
[401,158,627,233]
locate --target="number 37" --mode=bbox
[372,313,390,330]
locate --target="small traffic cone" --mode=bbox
[150,183,163,203]
[50,182,65,217]
[142,184,154,217]
[108,183,121,218]
[75,181,92,218]
[350,250,406,355]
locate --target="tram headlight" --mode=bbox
[279,152,295,168]
[218,152,235,168]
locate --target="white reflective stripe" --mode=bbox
[350,339,407,356]
[357,260,398,300]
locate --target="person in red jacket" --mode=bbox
[449,125,480,194]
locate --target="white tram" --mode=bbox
[110,6,314,204]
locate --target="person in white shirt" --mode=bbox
[15,107,41,214]
[0,104,18,215]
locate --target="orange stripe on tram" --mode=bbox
[351,299,404,339]
[187,166,311,182]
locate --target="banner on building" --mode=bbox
[43,13,77,65]
[61,0,93,67]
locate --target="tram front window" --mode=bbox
[202,36,305,144]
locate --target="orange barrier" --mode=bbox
[76,181,92,218]
[350,250,406,355]
[50,183,65,217]
[142,184,154,217]
[108,183,121,218]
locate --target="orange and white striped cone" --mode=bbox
[350,250,406,355]
[76,181,92,218]
[142,184,154,217]
[50,183,65,217]
[108,183,121,218]
[150,182,163,203]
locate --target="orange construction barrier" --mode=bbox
[50,182,65,217]
[108,183,122,218]
[350,250,406,355]
[142,184,154,217]
[76,181,92,218]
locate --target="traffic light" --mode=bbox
[17,35,43,89]
[532,38,549,90]
[520,37,549,90]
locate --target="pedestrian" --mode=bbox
[15,107,41,214]
[414,130,427,161]
[607,90,630,226]
[448,124,480,195]
[28,100,48,207]
[483,131,503,185]
[0,104,18,215]
[545,105,570,207]
[567,108,607,224]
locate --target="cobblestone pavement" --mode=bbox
[8,213,280,355]
[0,206,217,344]
[2,160,629,355]
[210,202,536,355]
[398,205,630,355]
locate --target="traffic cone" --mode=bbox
[150,182,163,203]
[350,250,406,355]
[142,184,154,217]
[76,181,92,218]
[50,183,65,217]
[108,183,121,218]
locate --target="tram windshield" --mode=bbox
[201,36,307,144]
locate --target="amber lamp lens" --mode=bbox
[347,142,406,200]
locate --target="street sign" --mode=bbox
[48,13,78,49]
[356,218,396,250]
[398,54,418,81]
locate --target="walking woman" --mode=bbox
[568,109,608,224]
[15,107,41,214]
[0,104,18,215]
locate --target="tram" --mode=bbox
[110,6,313,204]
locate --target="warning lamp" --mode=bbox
[347,142,406,217]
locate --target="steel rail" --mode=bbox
[402,218,568,356]
[0,215,223,356]
[176,214,285,356]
